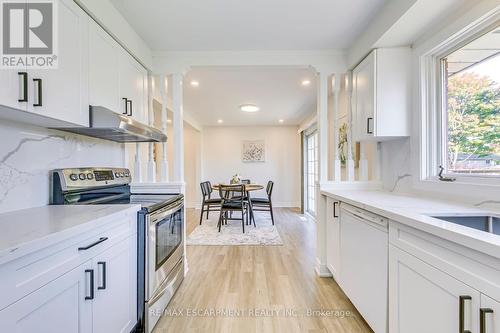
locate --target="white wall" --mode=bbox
[201,126,301,207]
[184,124,201,208]
[0,120,124,213]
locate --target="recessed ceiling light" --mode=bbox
[240,104,260,112]
[190,80,199,87]
[217,119,223,124]
[279,119,284,123]
[301,80,311,86]
[167,119,172,123]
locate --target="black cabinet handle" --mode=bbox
[33,78,42,107]
[333,201,339,218]
[18,72,28,102]
[97,261,107,290]
[480,308,493,333]
[366,117,373,134]
[122,97,128,115]
[127,99,133,116]
[459,295,472,333]
[85,269,94,300]
[78,237,108,251]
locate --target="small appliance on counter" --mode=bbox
[51,167,184,333]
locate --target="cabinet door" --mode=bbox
[0,70,29,111]
[28,0,89,126]
[0,261,92,333]
[119,49,148,124]
[89,19,121,114]
[92,235,137,333]
[326,198,340,278]
[480,294,499,333]
[353,50,375,140]
[389,245,480,333]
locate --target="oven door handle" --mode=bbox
[149,201,184,225]
[75,193,130,205]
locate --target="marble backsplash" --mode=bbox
[0,119,125,213]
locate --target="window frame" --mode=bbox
[421,15,500,186]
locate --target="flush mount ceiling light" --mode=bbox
[217,119,223,124]
[301,79,311,86]
[190,80,199,87]
[240,104,260,112]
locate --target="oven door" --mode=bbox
[146,199,184,299]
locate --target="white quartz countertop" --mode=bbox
[0,204,141,263]
[321,189,500,259]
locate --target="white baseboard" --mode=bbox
[315,257,333,277]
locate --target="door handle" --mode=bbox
[122,97,128,115]
[333,201,339,218]
[18,72,28,102]
[480,308,493,333]
[33,78,42,107]
[459,295,472,333]
[366,117,373,134]
[97,261,107,290]
[127,99,133,117]
[85,269,94,300]
[78,237,108,251]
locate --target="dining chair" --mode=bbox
[199,181,220,225]
[217,184,253,233]
[250,180,275,225]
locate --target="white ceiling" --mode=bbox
[182,67,317,126]
[110,0,387,51]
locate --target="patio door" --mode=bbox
[305,130,318,215]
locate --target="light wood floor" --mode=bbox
[153,208,373,333]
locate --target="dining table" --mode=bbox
[212,183,264,225]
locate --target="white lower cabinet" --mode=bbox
[0,261,93,333]
[480,295,499,333]
[93,235,137,333]
[325,198,340,278]
[0,221,137,333]
[389,245,481,333]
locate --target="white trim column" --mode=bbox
[346,71,355,181]
[147,74,156,183]
[171,73,184,182]
[159,75,169,182]
[332,73,342,182]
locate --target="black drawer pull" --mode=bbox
[366,117,373,134]
[18,72,28,102]
[78,237,108,251]
[333,201,339,218]
[480,308,493,333]
[33,78,42,107]
[459,295,472,333]
[85,269,94,300]
[97,261,107,290]
[122,97,128,114]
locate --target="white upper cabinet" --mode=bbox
[0,70,28,112]
[88,20,148,125]
[352,47,411,141]
[118,48,148,125]
[28,0,89,127]
[89,20,121,114]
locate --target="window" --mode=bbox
[305,131,318,215]
[439,24,500,177]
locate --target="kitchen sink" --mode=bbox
[429,214,500,235]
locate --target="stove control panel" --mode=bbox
[53,167,131,190]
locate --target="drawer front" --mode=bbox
[0,213,135,310]
[390,221,500,303]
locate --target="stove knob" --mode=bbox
[124,172,130,177]
[86,173,94,180]
[78,173,86,180]
[69,173,78,181]
[119,172,125,177]
[115,172,120,178]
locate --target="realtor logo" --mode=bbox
[1,0,57,68]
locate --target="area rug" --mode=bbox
[187,212,283,246]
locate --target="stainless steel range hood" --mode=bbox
[56,106,167,143]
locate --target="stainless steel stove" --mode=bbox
[51,167,184,333]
